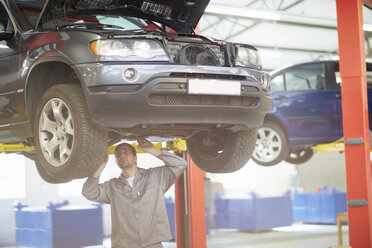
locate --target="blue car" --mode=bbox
[252,60,372,166]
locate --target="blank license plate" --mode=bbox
[188,79,241,96]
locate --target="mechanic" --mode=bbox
[82,138,187,248]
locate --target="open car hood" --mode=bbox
[40,0,210,33]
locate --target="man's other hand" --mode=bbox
[137,138,162,157]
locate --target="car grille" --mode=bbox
[169,72,246,81]
[147,95,257,107]
[166,42,225,66]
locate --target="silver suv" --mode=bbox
[0,0,272,183]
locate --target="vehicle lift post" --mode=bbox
[174,22,207,248]
[336,0,372,247]
[175,154,207,248]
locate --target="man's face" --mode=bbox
[114,146,137,170]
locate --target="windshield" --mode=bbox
[15,0,43,27]
[41,13,162,31]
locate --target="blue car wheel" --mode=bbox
[252,122,289,166]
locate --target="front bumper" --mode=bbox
[76,63,272,132]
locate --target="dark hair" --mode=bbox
[114,142,137,156]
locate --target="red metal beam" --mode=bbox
[336,1,372,247]
[175,153,206,248]
[175,173,187,248]
[186,154,206,248]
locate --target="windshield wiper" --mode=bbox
[60,23,125,30]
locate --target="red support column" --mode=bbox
[186,154,206,248]
[175,153,206,248]
[175,173,187,248]
[336,1,372,247]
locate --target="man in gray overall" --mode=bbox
[82,138,187,248]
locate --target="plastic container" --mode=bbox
[14,201,103,248]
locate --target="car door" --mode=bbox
[0,2,24,125]
[269,62,343,146]
[332,62,372,132]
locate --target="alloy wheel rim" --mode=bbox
[38,98,74,167]
[253,127,282,163]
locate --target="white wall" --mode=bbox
[209,159,298,197]
[296,152,347,192]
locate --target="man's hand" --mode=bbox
[137,138,162,157]
[92,153,109,178]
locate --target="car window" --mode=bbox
[334,67,372,89]
[285,63,325,91]
[19,8,40,27]
[13,0,43,27]
[0,3,12,32]
[270,73,285,92]
[367,71,372,88]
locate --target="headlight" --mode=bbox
[89,39,170,61]
[261,73,270,91]
[234,46,262,69]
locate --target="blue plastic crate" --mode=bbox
[252,195,293,232]
[14,201,103,248]
[307,207,322,223]
[292,189,347,224]
[239,214,254,230]
[293,193,309,207]
[214,213,229,228]
[213,194,293,232]
[165,200,175,239]
[335,192,347,213]
[293,207,308,222]
[308,193,321,208]
[214,198,229,213]
[16,229,52,248]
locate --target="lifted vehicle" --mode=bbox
[252,60,372,166]
[0,0,271,183]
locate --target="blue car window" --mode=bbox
[285,63,325,91]
[368,71,372,88]
[270,74,285,92]
[334,68,372,89]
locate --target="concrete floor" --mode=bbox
[83,224,349,248]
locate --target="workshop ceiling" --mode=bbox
[199,0,372,71]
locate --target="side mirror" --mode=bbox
[0,30,14,40]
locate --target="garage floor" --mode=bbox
[0,223,348,247]
[87,224,350,248]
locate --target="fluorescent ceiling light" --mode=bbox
[364,24,372,32]
[205,5,281,21]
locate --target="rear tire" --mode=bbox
[34,84,108,181]
[187,129,257,173]
[285,147,314,164]
[22,152,72,184]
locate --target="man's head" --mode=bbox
[114,143,137,170]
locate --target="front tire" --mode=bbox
[252,122,289,166]
[187,129,257,173]
[34,84,108,181]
